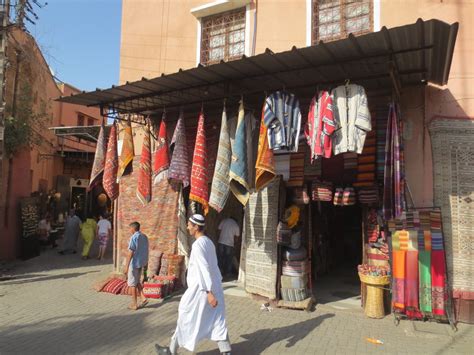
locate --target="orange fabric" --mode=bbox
[392,250,407,310]
[358,155,376,164]
[255,107,275,191]
[117,119,135,181]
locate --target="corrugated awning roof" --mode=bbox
[49,125,110,143]
[57,18,458,116]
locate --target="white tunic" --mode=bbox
[174,235,228,352]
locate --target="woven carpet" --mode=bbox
[242,177,280,299]
[430,119,474,297]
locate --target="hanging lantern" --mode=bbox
[97,193,108,207]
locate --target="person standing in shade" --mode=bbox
[123,221,149,311]
[156,214,231,355]
[96,214,112,260]
[80,214,97,260]
[59,209,82,255]
[217,217,240,278]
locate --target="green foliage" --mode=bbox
[4,81,52,156]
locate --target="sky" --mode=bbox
[27,0,122,92]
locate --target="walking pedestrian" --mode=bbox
[96,214,112,260]
[59,209,82,255]
[156,214,231,355]
[217,217,240,278]
[123,221,149,311]
[80,214,97,260]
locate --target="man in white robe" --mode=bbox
[156,214,231,355]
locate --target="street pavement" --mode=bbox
[0,247,473,354]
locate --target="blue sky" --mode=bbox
[27,0,122,92]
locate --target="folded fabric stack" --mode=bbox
[281,287,308,302]
[343,187,356,206]
[355,112,376,187]
[304,146,322,181]
[375,105,389,182]
[277,221,292,246]
[282,260,308,277]
[281,253,309,302]
[357,186,379,205]
[343,153,358,183]
[333,188,344,206]
[287,145,305,187]
[282,246,307,261]
[312,181,333,201]
[366,209,379,243]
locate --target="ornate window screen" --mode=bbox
[312,0,373,44]
[201,8,246,66]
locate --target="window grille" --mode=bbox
[312,0,373,44]
[200,8,246,66]
[77,114,85,127]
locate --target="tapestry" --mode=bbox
[169,112,190,188]
[117,118,135,181]
[103,122,119,200]
[287,145,305,187]
[89,121,106,189]
[189,112,209,214]
[137,125,152,205]
[209,107,231,212]
[153,116,170,184]
[430,119,474,301]
[243,177,280,299]
[229,101,250,205]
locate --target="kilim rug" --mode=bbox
[89,121,106,189]
[430,119,474,299]
[242,177,280,299]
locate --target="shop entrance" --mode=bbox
[311,202,363,309]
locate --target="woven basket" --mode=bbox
[359,273,390,319]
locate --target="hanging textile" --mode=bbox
[419,251,432,313]
[263,91,302,152]
[255,107,276,191]
[376,105,389,182]
[383,103,404,220]
[305,91,336,161]
[406,250,422,318]
[89,120,107,189]
[137,124,152,205]
[392,250,406,311]
[189,112,209,214]
[103,122,119,200]
[229,101,250,205]
[153,115,170,184]
[431,250,447,316]
[117,118,135,181]
[168,112,190,188]
[209,107,232,212]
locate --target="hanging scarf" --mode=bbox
[209,107,231,212]
[255,106,275,191]
[405,250,422,319]
[189,112,209,214]
[392,250,406,311]
[431,250,447,316]
[168,112,190,188]
[419,250,432,313]
[117,118,135,181]
[103,122,119,200]
[153,115,170,184]
[229,100,250,206]
[137,124,152,205]
[89,120,107,189]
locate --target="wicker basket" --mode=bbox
[359,273,390,319]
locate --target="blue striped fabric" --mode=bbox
[431,232,444,250]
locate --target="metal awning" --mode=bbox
[57,18,458,116]
[50,125,111,143]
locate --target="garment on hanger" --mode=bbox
[255,106,276,191]
[263,91,302,152]
[332,84,371,155]
[305,91,337,161]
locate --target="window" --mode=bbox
[77,114,85,126]
[312,0,372,44]
[200,8,246,66]
[87,118,94,126]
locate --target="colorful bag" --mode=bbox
[311,181,333,201]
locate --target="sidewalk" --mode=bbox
[0,247,472,354]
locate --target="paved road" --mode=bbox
[0,248,472,354]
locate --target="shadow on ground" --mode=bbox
[198,313,335,354]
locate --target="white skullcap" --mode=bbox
[189,214,205,226]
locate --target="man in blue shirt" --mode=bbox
[124,221,149,310]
